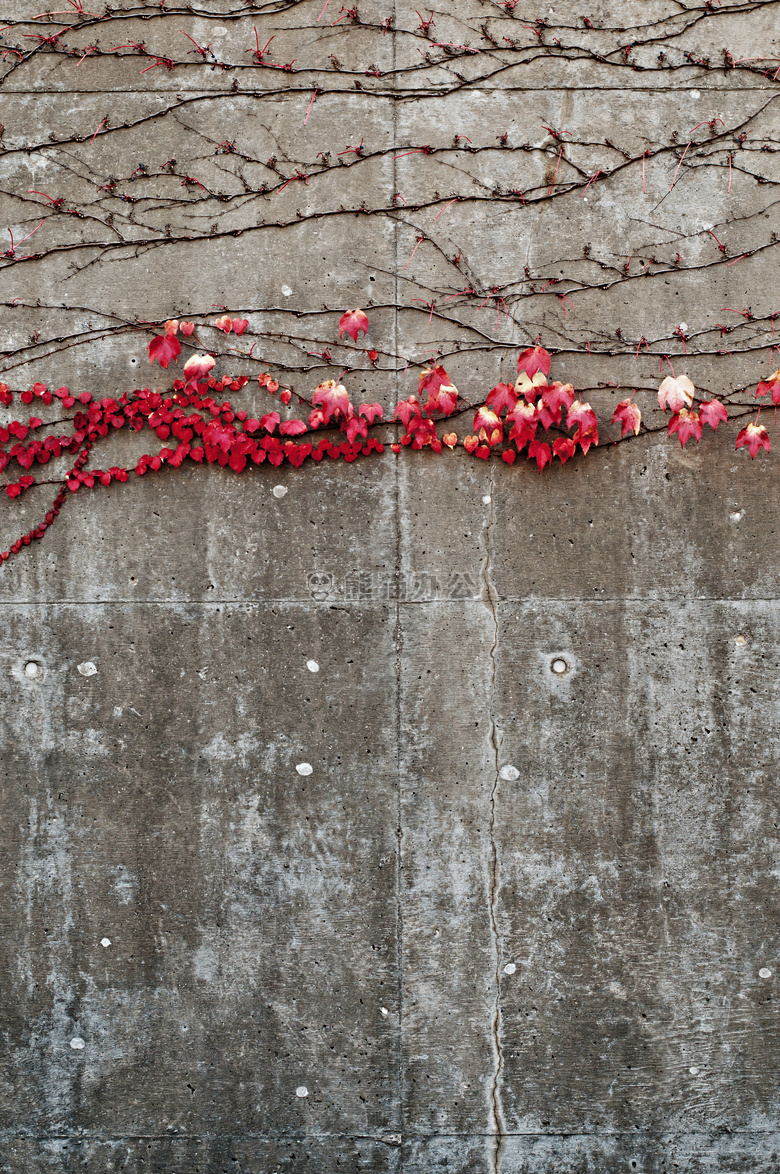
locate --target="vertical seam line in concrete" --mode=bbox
[390,9,404,1165]
[482,467,506,1174]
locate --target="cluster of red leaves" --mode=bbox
[0,307,776,565]
[390,346,599,470]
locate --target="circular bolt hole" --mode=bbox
[551,658,568,675]
[24,661,41,678]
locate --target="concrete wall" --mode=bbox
[1,1,780,1170]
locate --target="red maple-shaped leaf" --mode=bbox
[344,414,369,444]
[418,365,450,401]
[359,402,383,424]
[407,416,438,448]
[232,318,249,336]
[486,383,517,415]
[736,422,771,458]
[148,334,181,368]
[668,407,703,447]
[515,370,548,401]
[658,374,695,413]
[540,382,575,427]
[507,400,538,451]
[473,405,501,434]
[612,398,641,437]
[567,400,598,435]
[528,438,552,470]
[394,396,422,429]
[463,434,479,454]
[183,353,215,385]
[517,345,551,379]
[430,384,458,416]
[700,399,728,430]
[260,412,280,433]
[338,309,369,342]
[756,368,780,405]
[442,432,458,448]
[312,379,351,421]
[279,419,307,436]
[573,426,598,455]
[215,315,233,333]
[553,436,576,463]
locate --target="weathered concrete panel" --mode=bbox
[1,0,779,1169]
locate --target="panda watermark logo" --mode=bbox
[306,572,335,601]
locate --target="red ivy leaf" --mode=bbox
[612,398,641,437]
[700,399,728,430]
[359,402,383,424]
[668,408,703,447]
[486,383,517,415]
[553,436,576,463]
[279,419,307,436]
[736,422,770,458]
[312,379,351,422]
[528,437,552,470]
[338,308,369,342]
[517,345,551,378]
[148,334,181,368]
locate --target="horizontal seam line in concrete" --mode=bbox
[0,598,778,606]
[5,1130,779,1140]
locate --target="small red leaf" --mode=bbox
[736,422,771,458]
[338,309,369,342]
[148,334,181,369]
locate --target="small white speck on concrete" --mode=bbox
[503,962,517,975]
[679,322,688,333]
[499,765,520,781]
[730,511,743,522]
[699,1023,713,1033]
[281,285,293,297]
[306,660,320,672]
[70,1037,85,1050]
[482,494,491,504]
[551,658,568,675]
[736,634,746,645]
[759,967,772,978]
[272,485,288,499]
[113,706,122,717]
[689,1066,699,1076]
[77,662,97,677]
[101,938,111,948]
[295,1086,308,1098]
[691,89,700,98]
[212,25,228,35]
[24,661,40,678]
[296,762,313,776]
[380,1007,389,1017]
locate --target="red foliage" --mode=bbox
[0,308,773,565]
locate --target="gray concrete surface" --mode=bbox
[1,0,780,1170]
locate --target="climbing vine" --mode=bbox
[1,0,779,562]
[0,306,776,564]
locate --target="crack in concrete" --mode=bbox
[480,467,506,1174]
